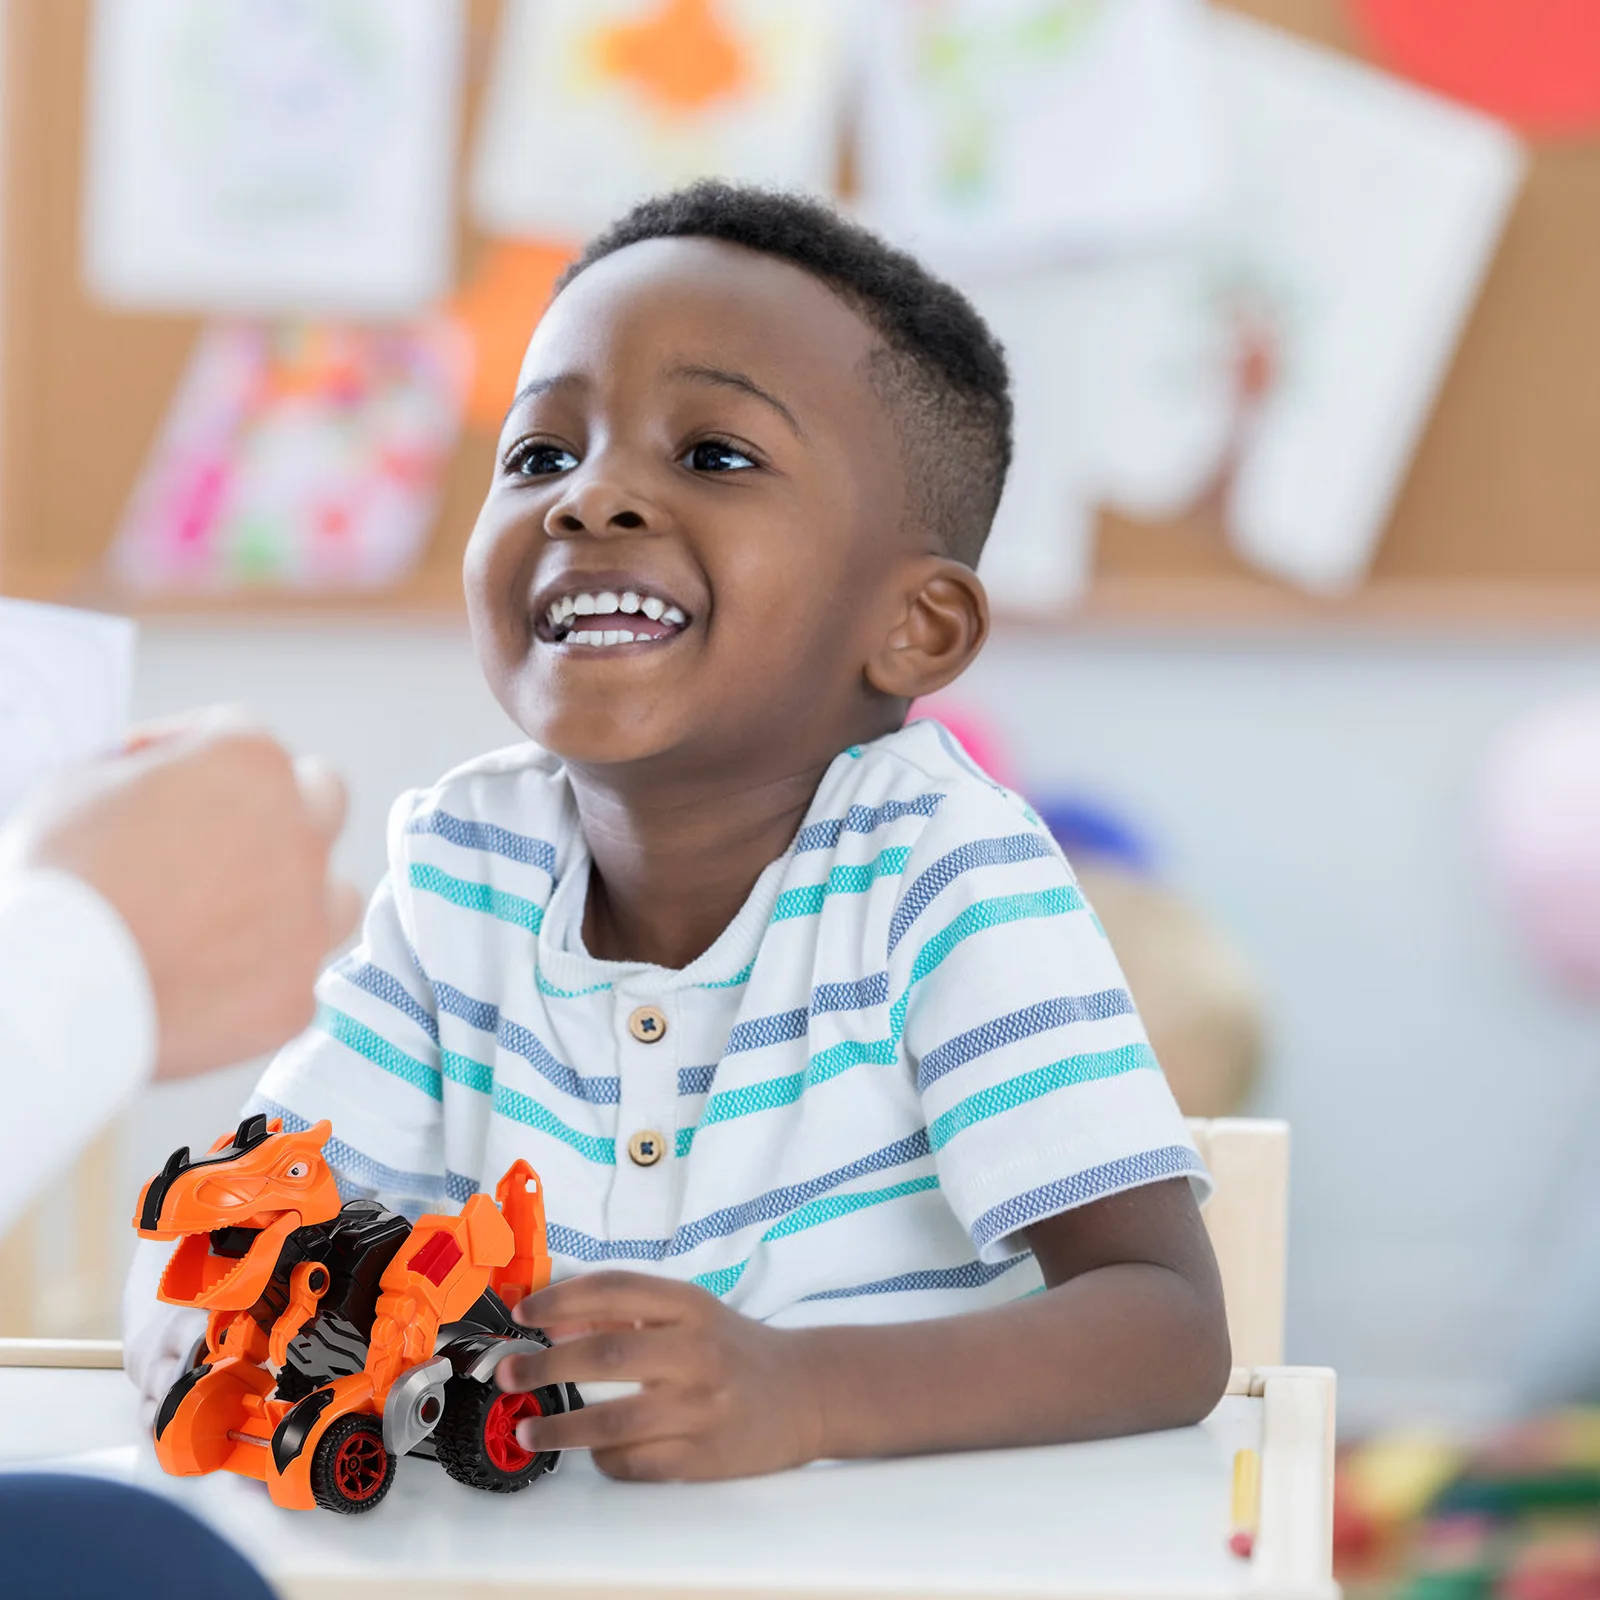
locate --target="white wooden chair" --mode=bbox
[0,1128,118,1338]
[1188,1116,1290,1371]
[1189,1116,1337,1593]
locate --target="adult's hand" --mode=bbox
[0,715,361,1079]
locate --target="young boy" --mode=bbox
[129,183,1228,1481]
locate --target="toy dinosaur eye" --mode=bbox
[285,1161,309,1179]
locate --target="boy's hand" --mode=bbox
[495,1272,825,1481]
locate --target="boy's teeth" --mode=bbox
[545,590,691,638]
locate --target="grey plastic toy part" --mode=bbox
[382,1355,452,1458]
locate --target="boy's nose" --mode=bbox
[545,476,652,538]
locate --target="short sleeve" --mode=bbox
[890,801,1209,1262]
[250,791,454,1218]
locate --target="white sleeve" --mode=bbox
[0,869,157,1237]
[890,798,1208,1263]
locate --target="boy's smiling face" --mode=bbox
[465,237,933,781]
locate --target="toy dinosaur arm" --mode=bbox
[363,1194,514,1402]
[267,1260,331,1367]
[489,1160,552,1310]
[206,1307,269,1365]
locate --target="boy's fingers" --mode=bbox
[513,1391,685,1457]
[496,1326,694,1392]
[513,1270,709,1330]
[592,1439,699,1482]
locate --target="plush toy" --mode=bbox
[1483,700,1600,1409]
[1484,698,1600,992]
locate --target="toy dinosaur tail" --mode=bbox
[489,1159,551,1311]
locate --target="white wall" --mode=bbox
[123,620,1600,1433]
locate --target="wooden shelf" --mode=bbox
[995,575,1600,635]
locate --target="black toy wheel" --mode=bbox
[310,1414,396,1513]
[434,1375,564,1492]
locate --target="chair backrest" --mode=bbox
[0,1126,118,1338]
[1187,1117,1289,1369]
[0,1208,36,1337]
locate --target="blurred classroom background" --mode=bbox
[4,0,1600,1585]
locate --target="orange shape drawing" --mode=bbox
[594,0,751,115]
[447,240,577,430]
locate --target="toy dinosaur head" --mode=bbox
[134,1114,342,1310]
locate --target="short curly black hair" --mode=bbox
[556,182,1012,569]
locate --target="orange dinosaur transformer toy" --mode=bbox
[134,1113,576,1514]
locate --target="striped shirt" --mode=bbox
[249,720,1208,1326]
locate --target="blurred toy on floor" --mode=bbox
[1336,1411,1600,1599]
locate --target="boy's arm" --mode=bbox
[808,1174,1228,1458]
[492,1175,1228,1480]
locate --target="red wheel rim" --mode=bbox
[483,1391,543,1473]
[332,1428,388,1503]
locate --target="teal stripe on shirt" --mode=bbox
[681,1032,901,1157]
[770,847,911,923]
[692,1175,940,1296]
[889,884,1084,1038]
[317,1005,442,1100]
[324,1001,612,1163]
[492,1083,617,1165]
[441,1049,494,1095]
[409,863,544,933]
[927,1042,1159,1152]
[684,887,1090,1153]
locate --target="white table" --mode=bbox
[0,1350,1337,1600]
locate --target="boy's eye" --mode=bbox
[507,441,579,478]
[682,440,755,473]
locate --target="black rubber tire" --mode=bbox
[309,1414,396,1514]
[433,1375,563,1493]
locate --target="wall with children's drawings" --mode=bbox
[117,620,1600,1434]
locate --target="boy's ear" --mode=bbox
[865,557,989,702]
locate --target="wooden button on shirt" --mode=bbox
[628,1005,668,1043]
[627,1129,665,1167]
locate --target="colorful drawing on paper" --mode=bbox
[84,0,463,315]
[967,13,1523,611]
[911,1,1105,203]
[107,322,468,594]
[857,0,1218,272]
[592,0,751,115]
[470,0,848,239]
